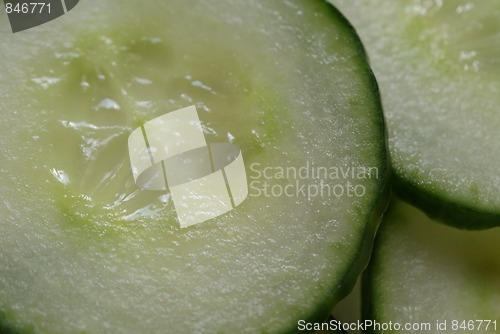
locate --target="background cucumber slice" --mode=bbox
[0,0,389,332]
[364,199,500,334]
[332,0,500,229]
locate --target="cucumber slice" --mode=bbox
[364,199,500,334]
[331,0,500,228]
[0,0,389,333]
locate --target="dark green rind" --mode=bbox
[361,214,391,334]
[394,174,500,230]
[361,272,377,334]
[209,0,391,330]
[290,2,391,333]
[360,202,394,334]
[0,312,34,334]
[361,197,500,333]
[329,0,500,230]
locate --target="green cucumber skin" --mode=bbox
[361,199,422,334]
[359,200,406,334]
[292,2,391,332]
[0,312,34,334]
[331,0,500,230]
[362,198,500,334]
[360,199,410,334]
[283,2,391,331]
[361,239,383,334]
[394,174,500,230]
[235,0,393,329]
[0,0,390,332]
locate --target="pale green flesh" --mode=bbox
[332,0,500,227]
[0,1,387,333]
[365,199,500,334]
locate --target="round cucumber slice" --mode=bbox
[364,199,500,334]
[332,0,500,229]
[0,0,389,333]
